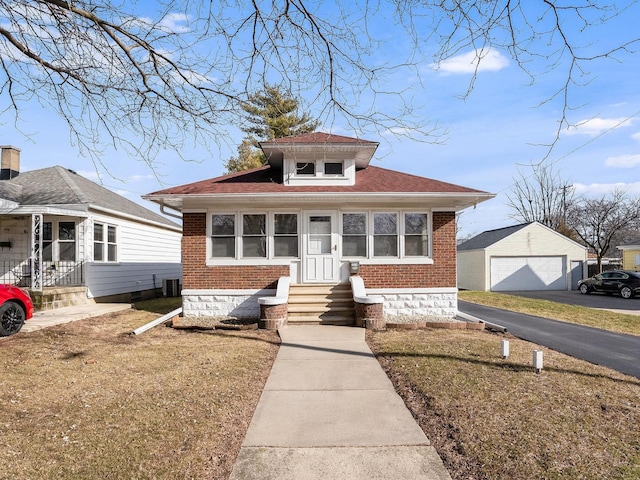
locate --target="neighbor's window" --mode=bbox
[42,221,53,262]
[242,214,266,257]
[94,223,118,262]
[324,162,343,175]
[404,213,429,256]
[274,213,298,257]
[107,225,117,261]
[211,214,235,258]
[58,222,76,261]
[373,213,398,257]
[93,223,104,261]
[342,213,367,257]
[635,254,640,266]
[296,162,315,175]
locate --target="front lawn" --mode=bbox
[0,300,279,479]
[368,329,640,480]
[459,290,640,336]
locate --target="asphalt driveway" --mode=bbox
[505,290,640,315]
[458,300,640,379]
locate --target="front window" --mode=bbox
[242,214,266,258]
[211,214,235,258]
[404,213,429,256]
[274,213,298,257]
[342,213,367,257]
[373,213,398,257]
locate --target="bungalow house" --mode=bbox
[143,132,494,326]
[617,241,640,271]
[0,146,182,309]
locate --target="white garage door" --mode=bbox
[490,256,566,291]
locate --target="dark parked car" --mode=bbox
[0,284,34,336]
[578,270,640,299]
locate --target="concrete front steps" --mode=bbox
[287,283,355,326]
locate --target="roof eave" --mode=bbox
[143,191,495,212]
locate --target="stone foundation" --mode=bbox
[182,289,274,319]
[371,290,458,319]
[29,286,92,310]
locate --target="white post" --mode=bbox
[533,350,544,374]
[500,340,510,359]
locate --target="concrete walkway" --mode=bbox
[21,303,132,333]
[229,325,452,480]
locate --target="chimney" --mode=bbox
[1,146,20,180]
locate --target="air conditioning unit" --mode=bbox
[162,278,181,297]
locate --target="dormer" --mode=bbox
[260,132,379,187]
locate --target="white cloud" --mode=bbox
[158,13,191,33]
[564,117,635,136]
[573,181,640,195]
[431,49,509,75]
[605,154,640,168]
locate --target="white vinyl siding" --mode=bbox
[85,215,181,299]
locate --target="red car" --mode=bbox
[0,284,34,336]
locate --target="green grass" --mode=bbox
[369,329,640,480]
[459,290,640,336]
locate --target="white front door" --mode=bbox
[304,211,339,283]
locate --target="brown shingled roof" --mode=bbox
[148,164,485,196]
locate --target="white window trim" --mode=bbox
[340,209,433,264]
[207,211,300,266]
[93,221,119,263]
[205,209,434,266]
[43,219,79,263]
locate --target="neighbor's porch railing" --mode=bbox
[1,260,85,288]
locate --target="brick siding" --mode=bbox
[183,211,456,290]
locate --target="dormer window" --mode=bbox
[285,158,355,186]
[296,162,315,175]
[324,162,343,175]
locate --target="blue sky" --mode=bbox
[1,1,639,239]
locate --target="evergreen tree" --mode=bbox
[224,86,319,173]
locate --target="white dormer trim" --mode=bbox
[283,157,356,186]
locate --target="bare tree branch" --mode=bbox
[0,1,637,173]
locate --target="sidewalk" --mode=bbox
[21,303,132,333]
[229,325,452,480]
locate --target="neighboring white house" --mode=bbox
[457,222,587,291]
[0,146,182,308]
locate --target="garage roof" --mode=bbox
[458,223,531,251]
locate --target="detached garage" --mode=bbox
[457,222,587,292]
